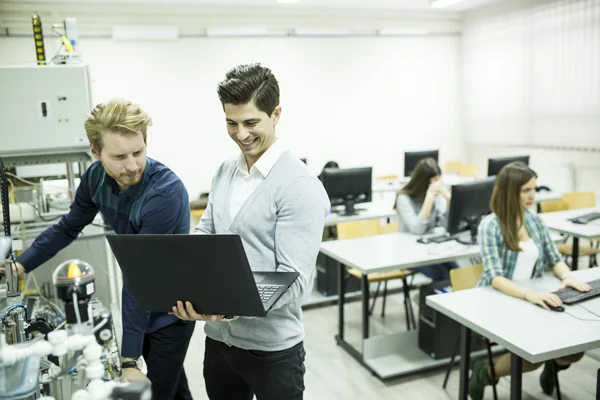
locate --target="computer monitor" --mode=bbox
[321,167,372,216]
[404,150,439,177]
[487,156,529,177]
[447,176,496,244]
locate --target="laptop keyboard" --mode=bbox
[258,285,281,303]
[553,279,600,305]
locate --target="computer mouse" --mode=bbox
[538,302,564,312]
[543,302,564,312]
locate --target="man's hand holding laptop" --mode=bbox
[171,301,232,322]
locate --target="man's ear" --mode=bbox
[272,105,282,125]
[90,144,101,160]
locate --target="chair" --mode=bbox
[541,192,600,268]
[337,220,417,329]
[444,161,463,174]
[458,163,479,177]
[190,209,205,230]
[442,265,498,400]
[375,174,399,181]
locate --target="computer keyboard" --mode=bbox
[568,212,600,224]
[553,279,600,305]
[257,285,281,303]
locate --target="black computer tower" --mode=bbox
[418,280,486,359]
[316,252,361,296]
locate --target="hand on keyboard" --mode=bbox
[559,278,591,293]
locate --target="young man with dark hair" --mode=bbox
[172,63,330,399]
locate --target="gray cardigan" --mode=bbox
[195,151,330,351]
[395,193,448,235]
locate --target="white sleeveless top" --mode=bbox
[512,239,540,281]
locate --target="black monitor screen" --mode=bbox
[487,156,529,177]
[321,167,372,216]
[447,176,496,243]
[404,150,439,177]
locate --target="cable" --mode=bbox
[93,318,109,333]
[73,292,82,326]
[1,304,28,325]
[564,309,600,322]
[577,303,600,318]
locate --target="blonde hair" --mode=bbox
[84,99,152,153]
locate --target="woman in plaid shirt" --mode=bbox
[469,161,590,400]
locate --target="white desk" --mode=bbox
[427,268,600,400]
[540,207,600,269]
[324,202,395,227]
[320,232,482,379]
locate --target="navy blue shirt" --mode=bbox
[17,157,190,357]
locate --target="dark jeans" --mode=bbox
[417,261,459,282]
[203,337,306,400]
[142,320,195,400]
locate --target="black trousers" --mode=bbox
[203,337,306,400]
[142,320,195,400]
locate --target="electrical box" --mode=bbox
[0,64,92,157]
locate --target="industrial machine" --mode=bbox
[0,16,142,398]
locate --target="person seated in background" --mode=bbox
[395,157,458,281]
[318,160,339,182]
[469,161,591,400]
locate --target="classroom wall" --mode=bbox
[0,34,463,199]
[463,0,600,198]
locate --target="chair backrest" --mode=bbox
[539,199,567,213]
[561,192,596,210]
[458,164,479,177]
[378,222,399,234]
[444,161,463,174]
[376,174,399,181]
[449,264,484,291]
[336,220,381,240]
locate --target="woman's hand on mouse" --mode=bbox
[523,291,562,310]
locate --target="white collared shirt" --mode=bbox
[229,139,286,221]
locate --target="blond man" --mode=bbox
[7,100,194,399]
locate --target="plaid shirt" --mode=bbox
[477,210,563,287]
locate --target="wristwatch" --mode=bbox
[121,358,143,370]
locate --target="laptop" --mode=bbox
[105,234,298,317]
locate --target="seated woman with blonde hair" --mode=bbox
[469,161,591,400]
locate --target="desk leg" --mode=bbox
[459,325,472,400]
[362,275,370,339]
[510,353,523,400]
[572,237,580,271]
[338,263,345,340]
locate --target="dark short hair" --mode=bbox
[217,63,280,116]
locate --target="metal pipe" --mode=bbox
[66,163,75,201]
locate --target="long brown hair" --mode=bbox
[490,161,537,251]
[397,158,442,204]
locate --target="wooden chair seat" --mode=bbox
[347,268,414,282]
[556,243,600,257]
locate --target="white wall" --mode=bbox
[0,35,463,198]
[463,0,600,149]
[463,0,600,198]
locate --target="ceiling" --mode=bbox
[0,0,508,36]
[0,0,506,12]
